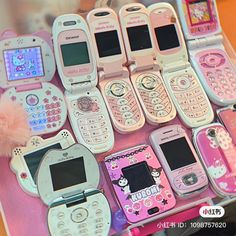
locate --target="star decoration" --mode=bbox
[162,199,168,205]
[110,173,116,179]
[134,211,139,216]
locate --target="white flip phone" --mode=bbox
[176,0,236,106]
[119,3,176,125]
[148,2,214,128]
[37,143,111,236]
[87,8,145,133]
[52,14,114,154]
[0,31,67,135]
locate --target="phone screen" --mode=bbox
[160,137,196,170]
[154,24,180,51]
[95,30,121,57]
[122,161,155,193]
[127,25,152,51]
[188,0,211,25]
[50,157,87,191]
[60,42,90,66]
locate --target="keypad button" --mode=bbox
[154,104,165,111]
[151,97,162,105]
[149,91,159,98]
[92,201,99,208]
[125,119,136,126]
[26,94,39,106]
[71,208,88,223]
[57,221,65,229]
[177,76,191,89]
[96,209,103,216]
[122,112,134,119]
[120,105,131,113]
[78,223,87,229]
[117,98,128,106]
[157,110,168,117]
[96,223,103,229]
[57,212,65,220]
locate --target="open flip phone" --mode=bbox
[148,2,213,128]
[177,0,236,106]
[193,123,236,196]
[87,8,145,133]
[0,31,67,135]
[52,14,114,154]
[119,3,176,125]
[37,143,111,236]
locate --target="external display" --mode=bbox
[188,0,211,25]
[3,46,44,81]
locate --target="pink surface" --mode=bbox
[0,74,217,236]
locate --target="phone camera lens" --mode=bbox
[208,129,216,137]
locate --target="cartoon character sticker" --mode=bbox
[208,160,227,179]
[149,166,164,189]
[189,1,211,25]
[112,175,130,195]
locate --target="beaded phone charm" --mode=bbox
[0,97,31,156]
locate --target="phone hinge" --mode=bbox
[15,82,42,92]
[99,66,129,80]
[67,80,94,94]
[163,61,190,73]
[50,189,100,208]
[129,55,159,74]
[188,35,223,50]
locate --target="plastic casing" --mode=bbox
[104,144,176,223]
[148,2,214,128]
[87,7,145,133]
[118,3,176,125]
[150,124,208,197]
[11,129,75,196]
[0,32,67,135]
[176,0,236,106]
[52,14,114,154]
[193,123,236,197]
[37,143,111,236]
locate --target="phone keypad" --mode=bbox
[173,170,207,191]
[4,84,66,135]
[71,96,110,145]
[105,81,142,126]
[48,194,110,236]
[197,49,236,100]
[136,73,173,118]
[171,74,209,118]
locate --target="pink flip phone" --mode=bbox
[103,144,176,223]
[193,123,236,196]
[217,105,236,145]
[150,125,208,197]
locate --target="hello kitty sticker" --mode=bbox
[104,145,176,223]
[188,0,211,25]
[182,0,219,37]
[194,124,236,196]
[3,46,44,81]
